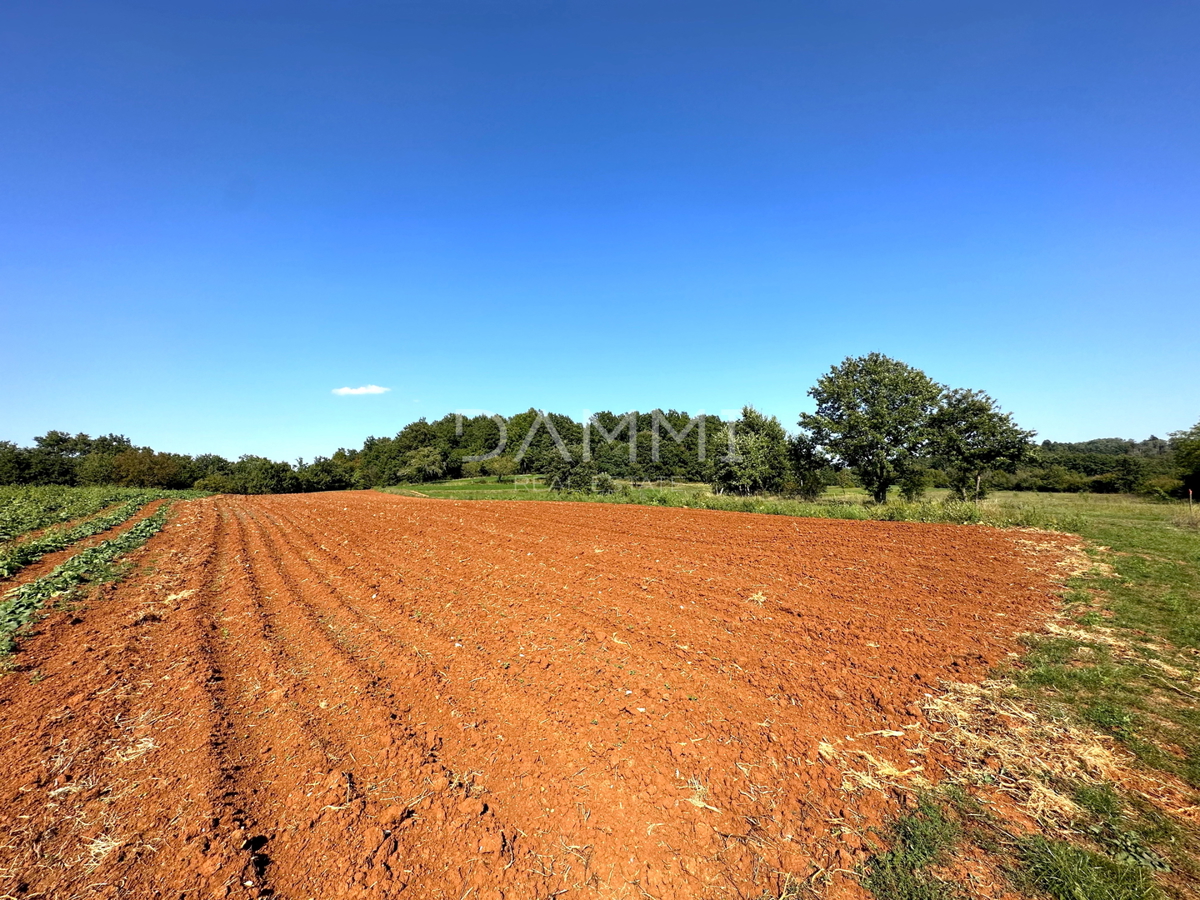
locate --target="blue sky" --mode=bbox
[2,1,1197,460]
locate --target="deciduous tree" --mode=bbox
[929,389,1035,501]
[799,353,942,503]
[1172,419,1200,496]
[399,446,447,483]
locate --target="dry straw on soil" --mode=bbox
[917,676,1200,834]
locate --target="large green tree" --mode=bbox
[353,435,404,488]
[799,353,942,503]
[786,433,827,501]
[929,389,1035,501]
[483,456,518,482]
[1172,419,1200,496]
[541,444,598,491]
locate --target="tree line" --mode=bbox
[3,354,1197,500]
[0,431,338,495]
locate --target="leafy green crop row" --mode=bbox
[0,502,175,653]
[0,485,205,544]
[0,498,152,577]
[0,485,139,542]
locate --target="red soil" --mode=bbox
[0,492,1074,900]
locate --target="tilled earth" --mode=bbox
[0,492,1074,899]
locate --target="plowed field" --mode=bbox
[0,492,1074,900]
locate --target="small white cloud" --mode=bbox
[332,385,391,396]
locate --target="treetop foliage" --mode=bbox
[799,353,944,503]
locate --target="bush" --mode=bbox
[564,460,598,492]
[541,446,597,492]
[1137,475,1185,500]
[228,456,300,494]
[898,468,932,502]
[193,474,236,493]
[1038,466,1092,493]
[111,448,193,489]
[711,408,793,496]
[76,452,117,486]
[1088,472,1126,494]
[780,471,823,501]
[296,457,355,492]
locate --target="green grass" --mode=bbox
[863,785,1175,900]
[1016,836,1164,900]
[381,479,1086,529]
[386,475,573,500]
[1009,496,1200,788]
[855,492,1199,899]
[386,476,714,502]
[861,796,963,900]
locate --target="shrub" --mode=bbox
[229,456,300,494]
[711,408,793,496]
[780,472,823,501]
[1137,475,1185,500]
[296,457,355,492]
[898,468,932,502]
[1089,472,1126,494]
[193,474,236,493]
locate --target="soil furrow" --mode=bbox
[256,498,805,891]
[232,497,561,899]
[246,499,654,893]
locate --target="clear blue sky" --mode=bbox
[2,1,1197,461]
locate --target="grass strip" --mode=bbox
[856,494,1200,900]
[1015,835,1163,900]
[381,482,1084,530]
[0,502,174,653]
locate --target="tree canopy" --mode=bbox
[799,353,943,503]
[929,389,1036,501]
[711,407,792,495]
[1171,420,1200,496]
